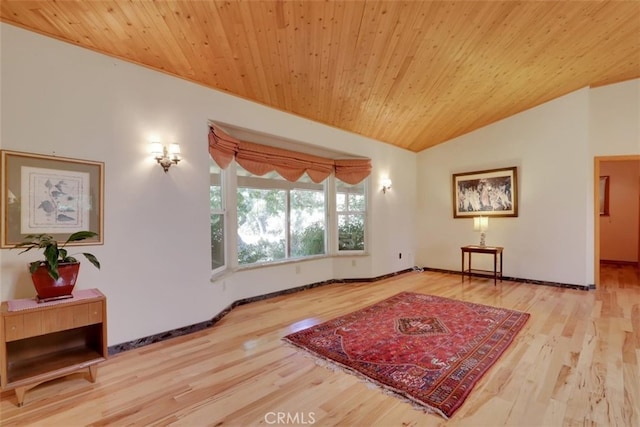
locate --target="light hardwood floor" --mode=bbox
[1,264,639,426]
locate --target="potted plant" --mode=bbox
[15,231,101,301]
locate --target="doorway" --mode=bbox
[594,155,640,287]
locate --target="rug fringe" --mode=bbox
[282,339,449,420]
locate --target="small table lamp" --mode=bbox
[473,216,489,247]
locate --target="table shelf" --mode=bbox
[6,346,104,386]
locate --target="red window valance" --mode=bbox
[209,124,371,184]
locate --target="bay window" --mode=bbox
[208,124,371,270]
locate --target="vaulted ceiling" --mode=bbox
[1,1,639,152]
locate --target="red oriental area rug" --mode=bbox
[283,292,529,419]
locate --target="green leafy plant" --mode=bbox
[15,231,101,280]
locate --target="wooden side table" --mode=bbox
[461,245,504,286]
[0,289,107,406]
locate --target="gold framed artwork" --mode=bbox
[453,166,518,218]
[0,150,104,248]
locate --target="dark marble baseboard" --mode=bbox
[108,266,594,355]
[108,268,414,355]
[107,318,220,355]
[421,267,592,291]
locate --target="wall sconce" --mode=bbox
[382,178,392,194]
[150,142,181,172]
[473,216,489,247]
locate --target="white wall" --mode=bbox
[0,24,416,345]
[417,89,592,286]
[589,80,640,157]
[416,79,640,287]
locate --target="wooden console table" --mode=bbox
[0,289,107,406]
[461,245,503,285]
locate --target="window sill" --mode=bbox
[210,252,370,281]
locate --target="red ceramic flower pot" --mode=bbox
[30,262,80,300]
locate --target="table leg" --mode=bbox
[461,250,464,282]
[493,253,497,286]
[15,386,26,407]
[88,364,98,382]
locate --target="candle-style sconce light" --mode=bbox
[150,141,181,172]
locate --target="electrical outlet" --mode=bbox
[295,265,301,274]
[351,259,356,267]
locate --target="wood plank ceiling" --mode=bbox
[1,1,639,152]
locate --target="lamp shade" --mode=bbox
[473,216,489,231]
[169,143,181,156]
[150,142,163,157]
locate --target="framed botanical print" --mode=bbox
[1,150,104,247]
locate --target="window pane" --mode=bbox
[210,180,222,210]
[338,214,365,250]
[210,160,225,270]
[211,213,224,269]
[336,193,346,211]
[337,179,366,252]
[336,180,365,212]
[237,188,286,264]
[290,189,325,257]
[348,193,365,211]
